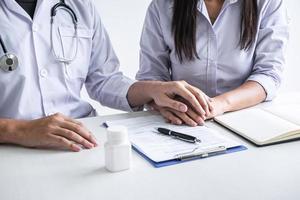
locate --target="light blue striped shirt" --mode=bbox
[137,0,289,100]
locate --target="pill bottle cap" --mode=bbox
[107,126,128,143]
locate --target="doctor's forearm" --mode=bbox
[215,81,267,113]
[0,119,20,144]
[127,81,157,107]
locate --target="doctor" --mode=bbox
[0,0,208,151]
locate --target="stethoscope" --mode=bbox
[0,36,18,72]
[0,0,78,73]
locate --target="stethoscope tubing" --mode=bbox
[50,1,79,63]
[0,36,8,54]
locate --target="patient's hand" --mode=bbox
[148,94,213,127]
[205,97,227,119]
[149,94,228,126]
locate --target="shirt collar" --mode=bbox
[168,0,240,9]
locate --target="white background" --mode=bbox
[83,0,300,115]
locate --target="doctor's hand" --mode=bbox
[10,113,98,152]
[148,94,213,127]
[128,80,212,115]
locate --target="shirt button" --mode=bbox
[40,69,48,77]
[32,24,39,32]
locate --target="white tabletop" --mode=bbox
[1,93,300,200]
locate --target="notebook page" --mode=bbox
[263,104,300,126]
[105,115,241,162]
[215,108,300,144]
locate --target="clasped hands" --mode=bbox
[148,80,226,127]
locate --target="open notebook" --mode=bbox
[214,104,300,146]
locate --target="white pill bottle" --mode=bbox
[105,126,131,172]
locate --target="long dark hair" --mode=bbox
[172,0,258,63]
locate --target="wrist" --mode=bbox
[127,81,163,108]
[142,81,164,100]
[214,95,231,113]
[0,119,26,144]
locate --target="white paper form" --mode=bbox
[105,115,241,162]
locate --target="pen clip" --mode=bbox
[154,128,201,143]
[175,146,227,161]
[173,135,197,143]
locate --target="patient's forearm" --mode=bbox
[216,81,267,113]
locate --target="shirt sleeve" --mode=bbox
[136,2,172,81]
[85,2,135,111]
[247,0,290,101]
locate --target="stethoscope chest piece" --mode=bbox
[0,53,19,72]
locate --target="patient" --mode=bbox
[136,0,289,126]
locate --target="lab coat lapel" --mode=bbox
[2,0,50,22]
[3,0,32,21]
[32,0,52,22]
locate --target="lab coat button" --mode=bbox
[40,69,48,77]
[32,24,39,32]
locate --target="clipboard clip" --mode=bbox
[174,146,227,161]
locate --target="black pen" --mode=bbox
[157,127,201,143]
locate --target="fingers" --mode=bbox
[51,135,82,152]
[171,83,206,116]
[54,127,95,150]
[155,96,188,112]
[60,121,97,147]
[171,109,199,127]
[159,107,202,127]
[185,84,211,117]
[186,108,205,126]
[207,97,214,112]
[63,116,83,125]
[196,93,209,116]
[22,113,99,152]
[54,114,98,146]
[48,113,98,151]
[155,81,211,116]
[160,109,182,125]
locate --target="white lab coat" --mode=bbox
[0,0,134,120]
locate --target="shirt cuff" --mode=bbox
[247,74,279,101]
[120,79,144,112]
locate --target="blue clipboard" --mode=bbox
[132,145,247,168]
